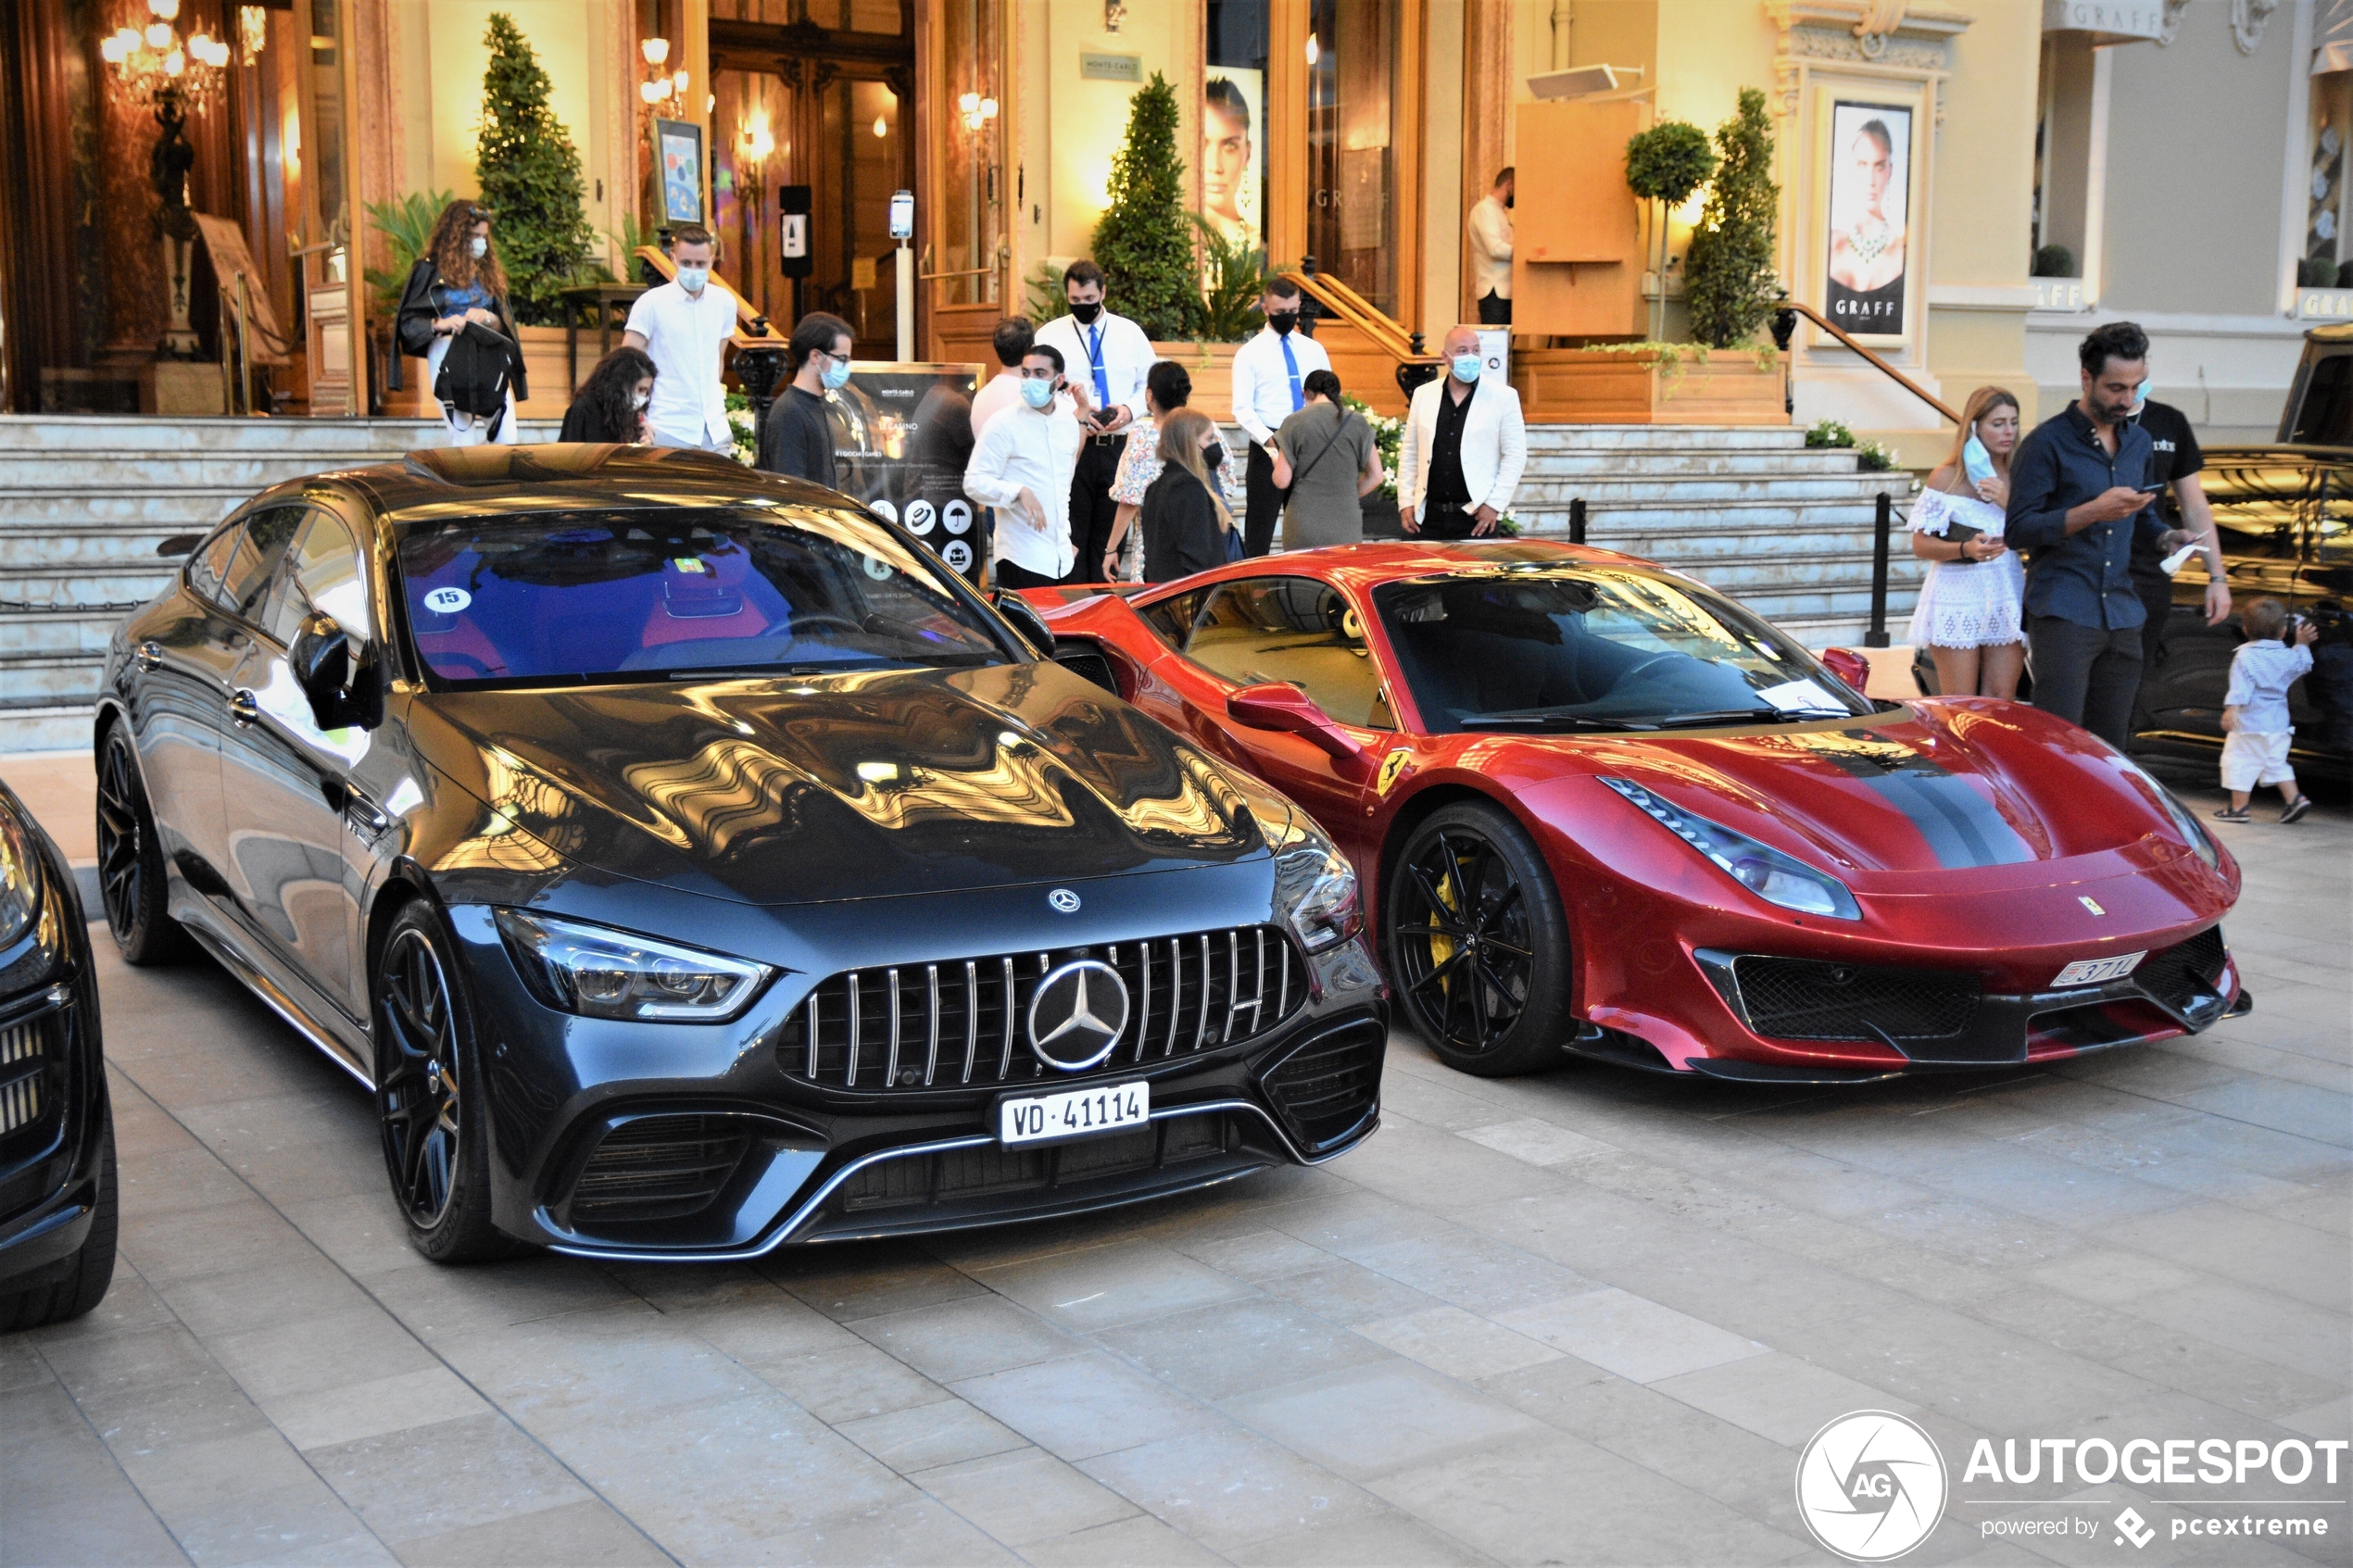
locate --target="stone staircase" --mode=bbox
[1504,424,1923,649]
[0,414,1918,753]
[0,416,556,752]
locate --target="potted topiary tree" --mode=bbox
[1623,121,1715,341]
[1094,72,1201,345]
[477,12,597,412]
[1683,88,1780,352]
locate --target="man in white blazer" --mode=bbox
[1398,325,1529,538]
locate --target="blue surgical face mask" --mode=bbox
[1019,377,1055,409]
[1962,433,1994,483]
[1451,353,1481,383]
[675,265,709,294]
[821,357,852,391]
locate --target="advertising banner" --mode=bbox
[1824,101,1911,340]
[825,363,988,583]
[1203,68,1264,255]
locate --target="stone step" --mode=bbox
[0,452,421,492]
[1517,449,1869,478]
[0,415,560,452]
[1515,476,1897,508]
[0,527,216,569]
[0,706,100,753]
[0,562,176,601]
[1518,424,1810,451]
[0,616,124,656]
[0,489,257,531]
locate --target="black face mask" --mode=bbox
[1203,442,1226,471]
[1268,310,1298,335]
[1503,193,1514,208]
[1069,300,1102,325]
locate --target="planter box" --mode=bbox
[1511,345,1787,425]
[1151,342,1239,418]
[396,324,578,421]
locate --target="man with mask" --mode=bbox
[1033,260,1153,582]
[2007,320,2196,747]
[964,344,1083,590]
[1229,276,1333,556]
[1468,168,1516,326]
[759,311,854,485]
[1399,325,1527,540]
[623,225,740,452]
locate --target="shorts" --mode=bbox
[2221,729,2295,790]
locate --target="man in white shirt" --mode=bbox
[963,344,1084,589]
[1227,276,1331,557]
[622,224,739,451]
[1032,260,1154,582]
[1399,325,1528,538]
[1468,168,1515,326]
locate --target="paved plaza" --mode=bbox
[2,755,2347,1568]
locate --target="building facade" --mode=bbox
[0,0,2337,445]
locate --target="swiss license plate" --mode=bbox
[2052,951,2145,988]
[999,1081,1150,1147]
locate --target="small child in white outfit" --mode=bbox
[2215,596,2318,823]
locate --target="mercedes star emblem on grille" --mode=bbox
[1026,959,1131,1071]
[1048,887,1081,913]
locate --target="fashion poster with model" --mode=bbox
[1825,101,1909,338]
[1203,69,1264,254]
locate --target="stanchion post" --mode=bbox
[1865,490,1893,648]
[1569,497,1587,546]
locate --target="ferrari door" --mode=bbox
[1129,574,1398,855]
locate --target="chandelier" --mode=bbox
[100,0,231,109]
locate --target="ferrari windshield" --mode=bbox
[1373,566,1871,733]
[396,506,1012,687]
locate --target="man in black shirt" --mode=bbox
[760,311,854,487]
[2126,390,2233,670]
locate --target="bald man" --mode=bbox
[1397,326,1528,538]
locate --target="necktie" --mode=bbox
[1279,335,1302,411]
[1088,322,1111,413]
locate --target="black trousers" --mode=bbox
[1416,503,1478,540]
[1244,442,1290,558]
[992,558,1060,591]
[1477,291,1512,325]
[1066,434,1126,583]
[2133,572,2175,671]
[2028,615,2144,750]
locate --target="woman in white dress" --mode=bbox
[1907,385,2025,698]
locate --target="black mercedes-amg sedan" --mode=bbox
[96,445,1385,1264]
[0,781,115,1329]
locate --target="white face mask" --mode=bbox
[470,235,488,259]
[675,264,709,294]
[632,390,650,410]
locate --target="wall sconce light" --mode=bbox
[872,114,888,139]
[641,36,669,67]
[639,38,681,108]
[957,91,999,132]
[236,4,265,65]
[1304,32,1321,65]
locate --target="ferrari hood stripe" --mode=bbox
[1865,772,2038,869]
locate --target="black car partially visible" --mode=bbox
[0,781,115,1330]
[97,445,1385,1266]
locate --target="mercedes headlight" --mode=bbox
[1219,763,1363,954]
[495,909,774,1022]
[0,804,40,948]
[1601,776,1860,921]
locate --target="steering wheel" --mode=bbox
[758,611,864,640]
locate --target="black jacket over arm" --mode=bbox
[395,258,529,403]
[1141,466,1228,583]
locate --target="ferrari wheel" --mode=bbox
[95,725,189,966]
[1388,802,1573,1077]
[373,902,510,1263]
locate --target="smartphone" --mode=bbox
[2137,483,2165,493]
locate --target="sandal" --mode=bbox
[2281,796,2313,824]
[2211,805,2251,823]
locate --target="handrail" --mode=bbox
[1282,270,1441,370]
[1778,301,1958,424]
[632,244,781,349]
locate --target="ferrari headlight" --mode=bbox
[495,909,773,1022]
[0,804,40,948]
[1601,776,1860,921]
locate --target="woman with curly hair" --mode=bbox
[560,346,657,444]
[396,199,528,445]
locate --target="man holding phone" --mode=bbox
[1032,261,1156,583]
[2006,321,2196,747]
[963,344,1084,589]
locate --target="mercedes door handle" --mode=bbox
[134,641,163,672]
[227,688,260,727]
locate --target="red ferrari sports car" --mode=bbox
[1018,540,2246,1084]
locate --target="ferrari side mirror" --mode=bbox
[1819,646,1872,696]
[1227,683,1371,781]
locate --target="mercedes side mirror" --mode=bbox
[1227,683,1370,781]
[156,533,202,558]
[290,612,379,731]
[991,590,1056,659]
[1819,646,1872,696]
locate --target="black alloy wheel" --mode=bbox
[373,903,508,1261]
[1388,801,1574,1076]
[94,726,188,965]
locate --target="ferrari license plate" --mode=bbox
[1000,1081,1150,1147]
[2052,951,2145,988]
